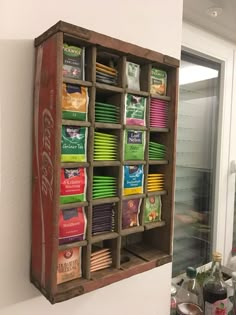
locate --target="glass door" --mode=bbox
[172,52,221,276]
[224,50,236,269]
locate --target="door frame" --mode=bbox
[181,22,235,265]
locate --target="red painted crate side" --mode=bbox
[31,35,58,294]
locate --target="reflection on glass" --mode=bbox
[172,53,220,276]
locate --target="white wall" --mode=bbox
[0,1,183,314]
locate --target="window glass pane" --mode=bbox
[172,53,220,276]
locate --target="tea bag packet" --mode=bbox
[124,130,145,160]
[123,165,144,196]
[63,43,85,80]
[126,61,140,90]
[61,125,87,162]
[90,248,112,272]
[92,203,115,235]
[60,167,87,204]
[124,94,146,126]
[144,196,162,223]
[96,62,118,86]
[59,207,87,244]
[122,199,141,229]
[150,68,167,95]
[57,247,82,284]
[62,83,89,121]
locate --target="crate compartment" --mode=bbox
[92,202,117,236]
[96,49,123,87]
[122,165,145,196]
[60,167,87,204]
[57,245,87,285]
[121,198,143,231]
[120,248,145,271]
[92,166,119,200]
[61,83,91,122]
[125,56,150,92]
[63,35,95,82]
[90,238,119,278]
[93,129,120,161]
[147,165,166,193]
[58,206,88,245]
[95,92,122,125]
[123,230,169,262]
[150,65,169,97]
[149,97,168,129]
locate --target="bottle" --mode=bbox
[170,284,177,315]
[176,266,203,314]
[232,271,236,315]
[203,252,227,315]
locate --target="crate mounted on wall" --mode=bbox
[31,20,179,304]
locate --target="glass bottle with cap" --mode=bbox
[232,271,236,315]
[203,252,227,315]
[176,266,203,314]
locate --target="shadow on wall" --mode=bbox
[0,39,41,308]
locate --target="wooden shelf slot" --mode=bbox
[120,226,144,236]
[62,120,91,127]
[144,221,166,230]
[91,232,119,244]
[148,160,168,165]
[146,190,167,197]
[63,78,93,87]
[150,93,171,101]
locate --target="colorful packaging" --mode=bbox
[62,83,89,121]
[150,68,167,95]
[124,94,146,126]
[144,196,162,223]
[60,168,87,204]
[123,165,144,196]
[122,199,141,229]
[124,129,145,160]
[61,125,87,162]
[59,207,87,244]
[57,247,81,284]
[63,43,84,80]
[126,61,140,90]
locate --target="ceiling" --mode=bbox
[183,0,236,43]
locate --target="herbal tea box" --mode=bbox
[150,68,167,96]
[57,247,82,284]
[63,43,84,80]
[124,130,145,160]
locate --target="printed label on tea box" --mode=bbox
[124,130,145,160]
[59,207,87,244]
[62,84,88,121]
[63,44,84,80]
[57,247,81,284]
[122,199,141,229]
[144,196,162,223]
[123,165,144,196]
[150,68,167,95]
[124,94,146,126]
[61,125,87,162]
[126,61,140,91]
[60,168,87,204]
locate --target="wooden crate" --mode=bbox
[31,20,179,303]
